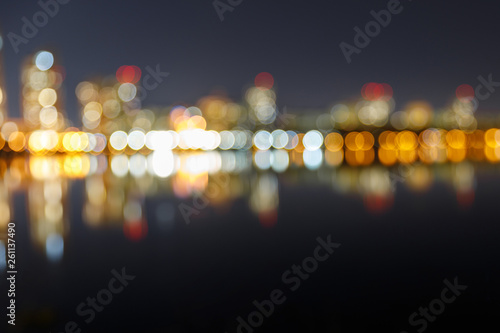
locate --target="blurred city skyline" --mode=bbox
[2,0,500,123]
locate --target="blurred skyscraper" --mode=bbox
[21,50,67,131]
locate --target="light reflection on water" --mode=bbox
[0,149,492,264]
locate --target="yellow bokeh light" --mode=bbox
[174,117,189,132]
[345,131,374,151]
[345,132,359,151]
[396,131,418,150]
[406,164,432,191]
[359,132,374,150]
[468,130,485,149]
[0,201,10,227]
[484,146,500,163]
[28,131,44,153]
[69,133,81,151]
[398,149,417,164]
[378,148,398,166]
[418,147,441,164]
[187,115,207,130]
[8,132,26,152]
[84,102,103,122]
[29,156,61,180]
[447,147,467,163]
[468,146,484,161]
[1,122,18,141]
[325,132,344,152]
[325,149,344,166]
[446,129,467,149]
[40,106,58,127]
[76,81,98,103]
[103,99,121,119]
[63,154,90,178]
[345,148,374,166]
[201,98,228,120]
[62,132,74,152]
[406,102,432,129]
[293,133,305,153]
[378,131,397,150]
[38,88,57,107]
[484,128,500,148]
[419,129,446,148]
[290,150,304,166]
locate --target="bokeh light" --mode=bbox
[34,51,54,71]
[253,130,272,150]
[255,72,274,90]
[456,84,475,102]
[116,65,142,84]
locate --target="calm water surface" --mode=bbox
[1,152,499,332]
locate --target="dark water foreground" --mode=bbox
[1,153,499,332]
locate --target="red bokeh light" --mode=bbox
[258,210,278,228]
[456,84,475,102]
[457,190,475,208]
[364,194,394,214]
[380,83,393,101]
[361,82,393,101]
[123,219,148,241]
[255,72,274,90]
[116,65,142,84]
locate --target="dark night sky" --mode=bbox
[1,0,500,122]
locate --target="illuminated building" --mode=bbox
[77,79,124,134]
[21,50,67,131]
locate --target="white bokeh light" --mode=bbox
[35,51,54,71]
